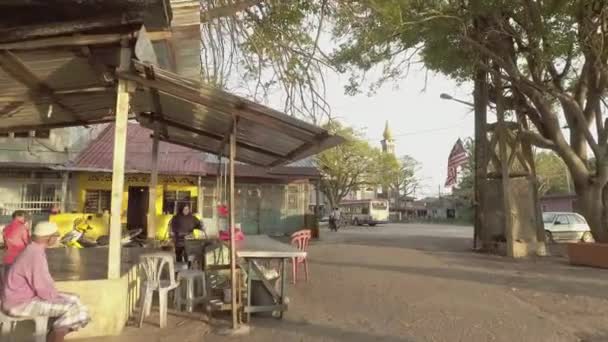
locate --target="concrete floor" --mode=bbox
[84,223,608,342]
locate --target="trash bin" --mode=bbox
[251,278,279,317]
[250,262,280,317]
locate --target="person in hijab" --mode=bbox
[170,204,202,263]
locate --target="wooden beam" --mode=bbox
[268,133,327,167]
[119,70,317,142]
[108,42,132,280]
[0,116,117,134]
[0,86,113,101]
[0,31,171,51]
[0,16,142,43]
[152,133,269,167]
[0,51,88,125]
[217,117,238,155]
[142,65,169,138]
[139,113,286,159]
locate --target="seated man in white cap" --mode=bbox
[1,221,90,342]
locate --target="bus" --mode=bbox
[339,199,389,226]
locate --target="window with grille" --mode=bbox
[22,184,57,202]
[287,186,299,210]
[203,191,215,218]
[163,190,197,215]
[13,131,30,138]
[84,190,111,213]
[34,130,51,139]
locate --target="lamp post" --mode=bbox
[440,79,487,252]
[440,93,475,108]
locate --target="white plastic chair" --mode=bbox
[137,252,179,329]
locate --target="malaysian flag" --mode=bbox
[445,139,468,187]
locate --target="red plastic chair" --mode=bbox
[290,229,311,284]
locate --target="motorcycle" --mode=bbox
[60,215,144,248]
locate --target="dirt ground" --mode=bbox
[85,224,608,342]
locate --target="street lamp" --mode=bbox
[440,93,475,108]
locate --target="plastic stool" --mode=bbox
[0,310,48,342]
[175,270,207,312]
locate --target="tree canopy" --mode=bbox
[315,121,403,207]
[328,0,608,240]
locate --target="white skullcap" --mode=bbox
[33,221,59,237]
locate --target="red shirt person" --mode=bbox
[2,211,30,266]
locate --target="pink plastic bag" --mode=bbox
[219,228,245,241]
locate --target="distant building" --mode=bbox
[381,120,395,155]
[540,193,576,212]
[66,123,318,237]
[0,126,105,215]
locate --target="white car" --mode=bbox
[543,212,594,243]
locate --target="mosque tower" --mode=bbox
[381,121,395,155]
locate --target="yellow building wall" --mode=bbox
[50,173,206,241]
[76,173,200,218]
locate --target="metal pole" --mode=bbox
[229,116,238,329]
[147,131,159,241]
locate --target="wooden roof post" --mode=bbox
[147,128,159,241]
[60,171,69,213]
[108,40,133,280]
[197,175,204,218]
[229,115,238,329]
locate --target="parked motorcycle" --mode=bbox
[60,215,144,248]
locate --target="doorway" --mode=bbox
[127,187,149,234]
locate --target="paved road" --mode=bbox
[89,223,608,342]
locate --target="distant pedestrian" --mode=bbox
[2,210,30,268]
[329,207,341,232]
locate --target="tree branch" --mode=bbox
[201,0,265,23]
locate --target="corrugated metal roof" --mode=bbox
[127,61,343,168]
[0,1,343,168]
[71,123,320,178]
[73,123,207,175]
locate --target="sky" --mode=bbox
[267,67,475,198]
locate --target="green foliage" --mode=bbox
[330,1,581,92]
[315,121,386,207]
[535,151,572,196]
[454,138,572,198]
[375,153,421,199]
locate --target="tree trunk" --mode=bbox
[576,183,608,242]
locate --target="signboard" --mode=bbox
[85,174,196,185]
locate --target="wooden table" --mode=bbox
[236,235,305,321]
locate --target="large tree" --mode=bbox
[330,0,608,242]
